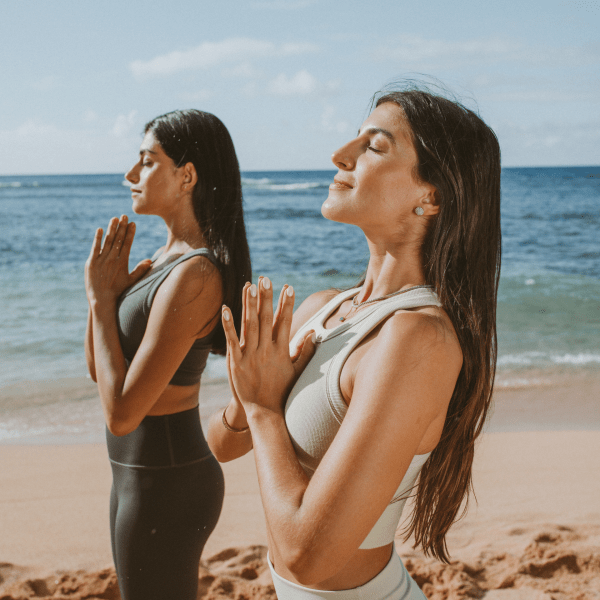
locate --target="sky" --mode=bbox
[0,0,598,174]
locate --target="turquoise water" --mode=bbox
[1,168,599,391]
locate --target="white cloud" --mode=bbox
[373,35,518,67]
[130,37,318,79]
[112,111,137,137]
[12,120,60,139]
[268,70,318,96]
[320,105,349,134]
[267,70,341,98]
[83,109,99,123]
[0,120,140,175]
[223,62,261,79]
[373,35,600,70]
[496,120,600,166]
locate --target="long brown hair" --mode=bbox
[369,87,502,561]
[145,110,252,355]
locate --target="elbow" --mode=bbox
[277,547,327,587]
[106,414,137,437]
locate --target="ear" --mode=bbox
[181,162,198,192]
[421,185,440,216]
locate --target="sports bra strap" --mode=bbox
[147,248,217,306]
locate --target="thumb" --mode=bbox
[129,259,152,282]
[293,331,316,375]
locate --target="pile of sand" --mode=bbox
[1,525,598,599]
[404,523,600,599]
[0,546,275,600]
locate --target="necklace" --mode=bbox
[339,285,432,322]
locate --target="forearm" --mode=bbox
[246,405,313,569]
[90,300,128,429]
[207,399,253,462]
[84,306,97,382]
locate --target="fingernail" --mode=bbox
[223,308,230,321]
[250,284,257,297]
[263,277,271,290]
[286,286,294,297]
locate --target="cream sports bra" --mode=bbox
[285,286,441,549]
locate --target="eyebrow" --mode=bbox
[139,148,157,155]
[357,126,396,144]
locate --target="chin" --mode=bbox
[321,198,349,224]
[131,199,146,215]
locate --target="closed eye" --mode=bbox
[367,146,382,153]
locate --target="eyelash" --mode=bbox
[367,145,381,153]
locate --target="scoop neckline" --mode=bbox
[316,286,436,338]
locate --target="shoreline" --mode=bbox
[1,369,599,445]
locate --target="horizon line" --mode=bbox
[1,165,600,178]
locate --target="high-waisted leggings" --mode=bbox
[106,406,224,600]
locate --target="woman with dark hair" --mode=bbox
[84,109,251,600]
[207,87,501,598]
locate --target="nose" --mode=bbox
[125,163,140,185]
[331,140,356,171]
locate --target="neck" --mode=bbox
[357,235,427,304]
[160,194,207,254]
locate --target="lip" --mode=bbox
[329,177,353,191]
[130,188,142,195]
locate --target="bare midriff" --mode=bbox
[145,382,201,416]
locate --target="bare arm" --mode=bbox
[85,305,97,382]
[85,215,221,436]
[206,286,335,462]
[223,280,462,584]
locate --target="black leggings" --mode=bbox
[107,406,224,600]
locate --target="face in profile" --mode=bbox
[323,102,436,234]
[125,130,184,217]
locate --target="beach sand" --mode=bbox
[1,375,599,599]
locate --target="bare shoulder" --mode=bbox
[161,254,221,301]
[290,288,340,339]
[376,307,463,369]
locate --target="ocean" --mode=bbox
[1,168,599,442]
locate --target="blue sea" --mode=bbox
[1,168,599,441]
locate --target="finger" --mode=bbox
[112,215,128,257]
[272,284,288,339]
[226,345,240,402]
[119,220,136,261]
[129,258,153,282]
[101,217,119,254]
[239,281,251,348]
[293,330,317,374]
[275,285,295,347]
[258,276,274,348]
[222,305,242,362]
[89,228,103,260]
[244,283,259,351]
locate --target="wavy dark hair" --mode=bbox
[364,86,502,561]
[145,109,252,355]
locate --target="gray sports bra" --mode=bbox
[117,248,217,386]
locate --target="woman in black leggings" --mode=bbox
[84,110,251,600]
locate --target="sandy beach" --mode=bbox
[1,375,599,599]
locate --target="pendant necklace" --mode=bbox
[339,285,432,322]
